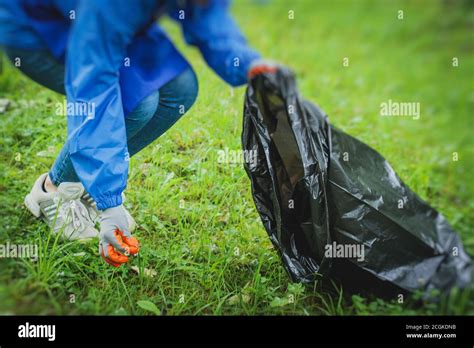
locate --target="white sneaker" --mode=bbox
[24,173,99,240]
[81,192,136,232]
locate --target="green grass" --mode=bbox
[0,0,473,315]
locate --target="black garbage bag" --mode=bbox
[242,67,473,295]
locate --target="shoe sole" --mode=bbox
[24,193,41,218]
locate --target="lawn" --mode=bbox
[0,0,473,315]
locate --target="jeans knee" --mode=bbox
[126,90,160,138]
[182,68,199,111]
[168,68,198,116]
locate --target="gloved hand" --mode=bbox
[99,205,140,267]
[248,59,279,79]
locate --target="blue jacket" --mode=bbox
[0,0,260,209]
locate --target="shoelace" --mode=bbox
[54,196,91,232]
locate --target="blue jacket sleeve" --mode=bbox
[65,0,156,210]
[169,0,260,87]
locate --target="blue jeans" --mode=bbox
[4,47,198,184]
